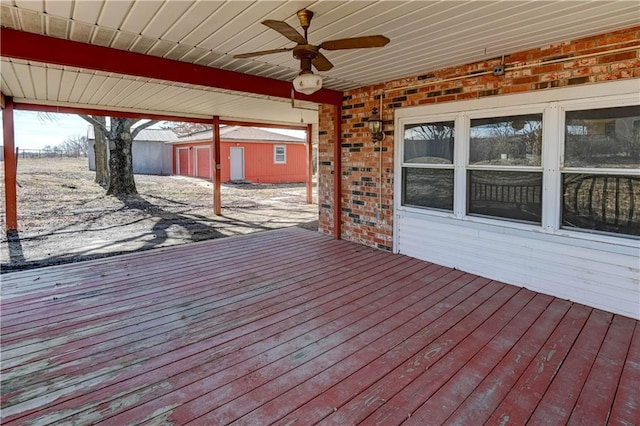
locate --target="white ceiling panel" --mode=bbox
[97,0,132,29]
[13,0,42,13]
[44,0,72,17]
[1,62,24,98]
[161,1,220,43]
[142,1,193,40]
[1,0,637,126]
[45,67,62,100]
[119,0,162,35]
[1,58,320,124]
[72,0,102,23]
[58,70,78,102]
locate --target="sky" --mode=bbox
[0,111,90,150]
[0,111,306,150]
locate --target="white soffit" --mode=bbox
[0,0,638,122]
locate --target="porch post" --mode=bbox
[213,116,222,215]
[3,95,18,232]
[333,104,342,240]
[306,123,313,204]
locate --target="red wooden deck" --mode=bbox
[1,227,638,425]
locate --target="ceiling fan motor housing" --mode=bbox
[296,9,314,30]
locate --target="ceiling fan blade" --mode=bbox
[312,52,334,72]
[262,20,307,44]
[233,47,293,59]
[320,35,390,50]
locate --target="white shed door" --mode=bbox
[230,147,244,181]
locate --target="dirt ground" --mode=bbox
[0,158,318,271]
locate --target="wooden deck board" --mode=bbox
[479,303,593,425]
[1,227,637,425]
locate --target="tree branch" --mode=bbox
[131,119,160,139]
[79,114,108,134]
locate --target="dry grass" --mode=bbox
[1,158,317,270]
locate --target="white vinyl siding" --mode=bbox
[394,80,640,319]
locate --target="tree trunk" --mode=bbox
[106,118,137,196]
[93,116,109,187]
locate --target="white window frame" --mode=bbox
[400,114,458,213]
[557,97,640,237]
[464,106,546,225]
[394,79,639,247]
[274,145,286,164]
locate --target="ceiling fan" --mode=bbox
[234,9,390,95]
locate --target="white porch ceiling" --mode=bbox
[1,0,638,124]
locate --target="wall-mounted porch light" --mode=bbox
[367,106,384,142]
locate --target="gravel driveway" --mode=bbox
[1,158,317,271]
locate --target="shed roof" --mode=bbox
[87,127,178,142]
[176,126,305,143]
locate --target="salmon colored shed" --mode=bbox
[171,126,308,184]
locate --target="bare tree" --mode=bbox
[163,121,212,137]
[92,116,109,187]
[79,116,158,195]
[59,135,89,157]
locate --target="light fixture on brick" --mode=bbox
[367,107,384,142]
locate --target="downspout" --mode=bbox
[333,104,342,240]
[3,95,17,231]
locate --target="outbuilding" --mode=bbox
[171,126,308,184]
[87,127,176,175]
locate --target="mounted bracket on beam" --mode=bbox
[291,89,320,111]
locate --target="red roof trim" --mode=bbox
[1,28,343,106]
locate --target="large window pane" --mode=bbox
[404,121,454,164]
[562,173,640,236]
[402,168,453,211]
[470,114,542,166]
[468,170,542,223]
[565,105,640,168]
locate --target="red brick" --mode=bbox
[318,25,640,249]
[599,52,637,64]
[512,76,540,85]
[436,94,456,103]
[456,92,479,100]
[504,84,531,94]
[530,46,564,60]
[533,63,563,74]
[610,60,640,71]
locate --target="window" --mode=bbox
[396,87,639,239]
[274,145,286,164]
[562,105,640,236]
[401,121,455,211]
[468,114,543,224]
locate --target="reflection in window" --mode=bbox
[565,105,640,168]
[468,170,543,223]
[402,168,454,211]
[404,121,454,164]
[562,174,640,236]
[470,114,542,166]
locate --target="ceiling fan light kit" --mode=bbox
[234,9,390,96]
[293,72,323,95]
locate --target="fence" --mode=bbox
[0,147,88,161]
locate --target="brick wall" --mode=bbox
[318,26,640,249]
